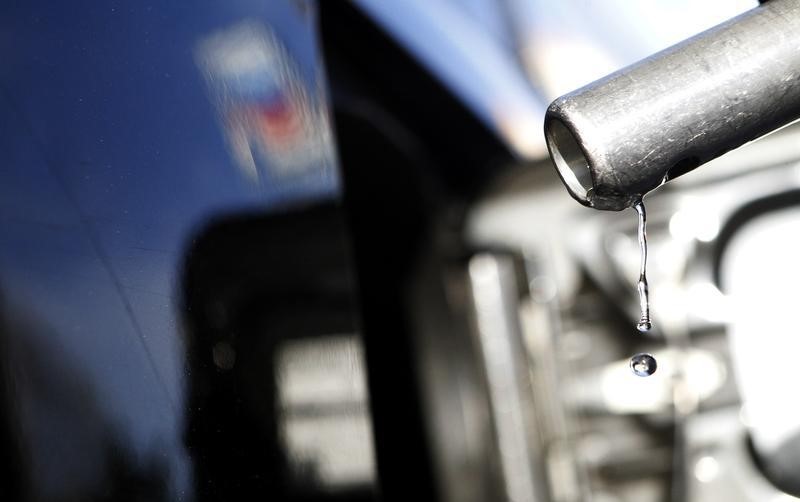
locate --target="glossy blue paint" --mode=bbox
[0,1,341,499]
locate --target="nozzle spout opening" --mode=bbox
[545,118,593,206]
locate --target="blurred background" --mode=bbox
[2,0,800,501]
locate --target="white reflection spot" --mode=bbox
[669,208,720,242]
[693,455,720,483]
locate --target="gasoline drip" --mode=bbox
[630,199,657,376]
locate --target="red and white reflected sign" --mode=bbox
[196,21,336,198]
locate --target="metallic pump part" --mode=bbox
[544,0,800,211]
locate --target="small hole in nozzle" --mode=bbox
[545,119,593,204]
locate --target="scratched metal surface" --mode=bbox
[544,0,800,211]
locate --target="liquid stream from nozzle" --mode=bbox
[631,199,656,376]
[634,200,651,333]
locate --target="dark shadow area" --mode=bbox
[0,295,171,502]
[316,4,519,501]
[181,204,375,501]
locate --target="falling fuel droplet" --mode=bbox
[633,199,652,332]
[630,352,657,377]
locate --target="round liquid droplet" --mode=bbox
[637,320,652,332]
[630,352,657,377]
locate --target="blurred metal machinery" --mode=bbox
[468,120,800,501]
